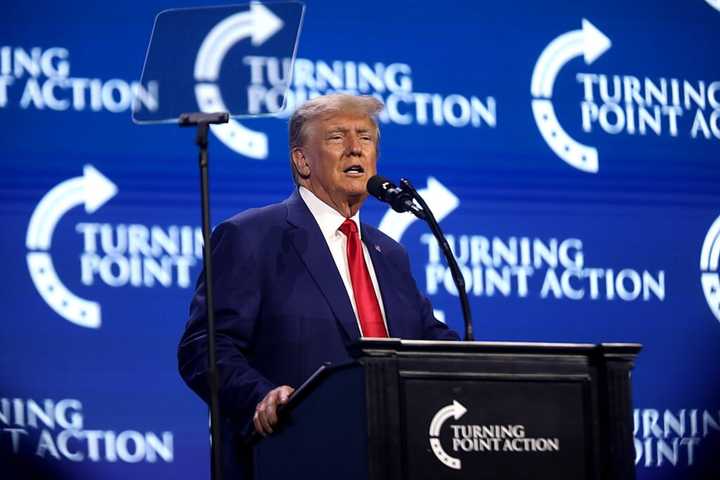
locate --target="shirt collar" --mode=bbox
[299,186,361,241]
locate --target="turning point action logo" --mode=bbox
[428,401,559,470]
[26,165,117,329]
[1,397,173,464]
[701,215,720,324]
[26,166,202,329]
[531,18,720,173]
[192,5,497,160]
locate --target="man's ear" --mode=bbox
[292,148,310,179]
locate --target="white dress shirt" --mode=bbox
[298,186,389,336]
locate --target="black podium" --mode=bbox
[253,339,641,480]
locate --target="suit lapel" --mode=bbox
[285,191,361,343]
[362,225,407,339]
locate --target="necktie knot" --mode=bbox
[339,218,358,237]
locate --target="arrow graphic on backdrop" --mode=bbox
[194,3,284,159]
[377,177,459,242]
[706,0,720,13]
[531,19,611,173]
[701,215,720,324]
[429,400,467,470]
[26,165,117,329]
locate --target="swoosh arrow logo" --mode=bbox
[701,215,720,323]
[194,3,285,159]
[377,177,459,242]
[531,19,611,173]
[26,165,117,329]
[429,400,467,470]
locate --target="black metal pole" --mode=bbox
[197,123,223,480]
[180,112,229,480]
[400,178,475,341]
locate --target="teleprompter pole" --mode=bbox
[179,111,230,480]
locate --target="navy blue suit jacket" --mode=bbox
[178,190,458,473]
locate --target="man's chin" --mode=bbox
[344,190,369,204]
[340,179,370,198]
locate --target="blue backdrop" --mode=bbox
[2,1,719,479]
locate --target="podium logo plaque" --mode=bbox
[403,377,587,480]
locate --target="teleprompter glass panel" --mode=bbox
[132,2,304,124]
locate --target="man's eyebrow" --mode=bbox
[356,127,376,136]
[324,126,375,136]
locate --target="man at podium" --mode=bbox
[178,93,458,473]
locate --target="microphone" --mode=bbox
[367,175,425,218]
[368,175,474,340]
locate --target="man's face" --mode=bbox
[295,112,378,213]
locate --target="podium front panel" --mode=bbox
[400,375,592,480]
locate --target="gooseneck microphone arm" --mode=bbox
[399,178,474,341]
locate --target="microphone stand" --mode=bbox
[399,178,474,341]
[179,111,229,480]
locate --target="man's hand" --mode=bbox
[253,385,295,436]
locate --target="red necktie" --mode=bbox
[339,219,388,338]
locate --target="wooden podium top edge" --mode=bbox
[352,338,642,355]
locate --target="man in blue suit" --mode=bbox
[178,93,458,473]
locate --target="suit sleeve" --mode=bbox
[417,289,461,340]
[177,220,275,436]
[396,243,461,341]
